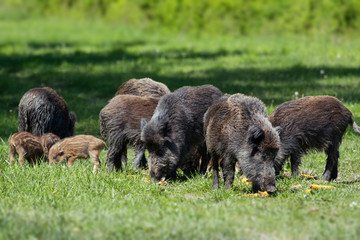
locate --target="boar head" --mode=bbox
[141,118,178,182]
[241,125,280,193]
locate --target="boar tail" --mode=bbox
[352,120,360,135]
[102,140,108,149]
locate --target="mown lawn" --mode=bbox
[0,19,360,239]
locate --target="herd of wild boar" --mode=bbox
[8,78,360,193]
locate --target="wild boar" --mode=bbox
[141,84,222,182]
[269,96,360,181]
[9,132,44,165]
[40,133,61,158]
[100,95,159,171]
[115,78,170,97]
[18,87,76,138]
[48,135,106,171]
[204,94,280,192]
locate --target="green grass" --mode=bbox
[1,18,360,239]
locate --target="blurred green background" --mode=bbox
[1,0,360,35]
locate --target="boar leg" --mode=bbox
[199,145,210,174]
[17,148,26,166]
[120,144,128,168]
[211,152,220,190]
[290,153,302,177]
[107,146,123,172]
[67,156,77,167]
[133,149,147,169]
[9,145,16,165]
[89,151,101,171]
[323,143,340,181]
[222,156,236,189]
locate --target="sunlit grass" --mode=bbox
[0,19,360,239]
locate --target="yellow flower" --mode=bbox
[310,185,331,190]
[241,177,252,184]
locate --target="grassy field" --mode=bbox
[1,19,360,239]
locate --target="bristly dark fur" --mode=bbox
[9,132,44,165]
[269,95,360,181]
[100,95,160,172]
[18,87,76,138]
[115,78,170,97]
[141,84,222,181]
[204,93,280,192]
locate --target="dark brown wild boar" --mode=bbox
[204,94,280,193]
[48,135,106,171]
[18,87,76,138]
[40,133,61,158]
[115,78,170,97]
[141,85,223,182]
[100,95,159,171]
[9,132,44,165]
[269,96,360,181]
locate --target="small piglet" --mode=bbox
[40,133,61,158]
[9,132,44,165]
[204,94,280,193]
[48,135,106,171]
[269,96,360,181]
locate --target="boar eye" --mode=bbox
[156,148,165,156]
[250,147,259,156]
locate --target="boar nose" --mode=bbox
[265,185,277,194]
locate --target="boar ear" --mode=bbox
[275,126,282,135]
[248,125,265,148]
[57,144,63,154]
[141,119,147,130]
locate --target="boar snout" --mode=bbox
[264,184,277,194]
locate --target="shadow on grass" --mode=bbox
[1,42,360,138]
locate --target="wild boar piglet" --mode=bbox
[40,133,61,158]
[9,132,44,165]
[49,135,106,171]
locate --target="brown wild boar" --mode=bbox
[269,96,360,181]
[40,133,61,158]
[48,135,106,171]
[100,95,159,171]
[115,78,170,97]
[110,78,170,170]
[18,87,76,138]
[9,132,44,165]
[204,94,280,193]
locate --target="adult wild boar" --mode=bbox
[40,133,61,158]
[141,85,222,182]
[18,87,76,138]
[115,78,170,97]
[110,78,170,170]
[269,96,360,181]
[9,132,44,165]
[48,135,106,171]
[100,95,159,171]
[204,94,280,193]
